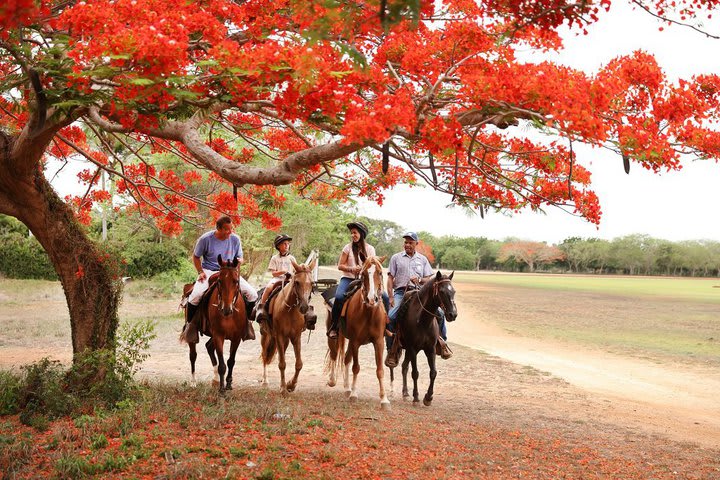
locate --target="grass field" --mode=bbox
[454,271,720,303]
[451,272,720,366]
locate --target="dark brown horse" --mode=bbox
[186,255,250,392]
[325,256,390,409]
[390,271,456,406]
[260,255,317,394]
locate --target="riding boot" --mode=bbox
[182,303,200,344]
[244,301,256,340]
[384,336,401,368]
[436,337,453,360]
[327,318,339,339]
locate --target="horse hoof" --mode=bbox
[327,380,336,388]
[413,398,420,405]
[226,385,233,391]
[344,390,352,398]
[380,401,391,411]
[349,395,358,402]
[286,384,296,393]
[423,398,432,407]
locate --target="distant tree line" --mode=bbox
[3,204,719,280]
[417,232,720,277]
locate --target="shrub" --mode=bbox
[0,231,57,280]
[0,371,22,415]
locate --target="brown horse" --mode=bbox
[260,255,317,393]
[325,255,390,409]
[389,271,457,406]
[187,255,250,393]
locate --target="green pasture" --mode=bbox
[452,272,720,365]
[454,272,720,304]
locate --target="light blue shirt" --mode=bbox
[193,231,242,271]
[388,251,432,290]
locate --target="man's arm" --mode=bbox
[193,255,206,281]
[387,273,395,306]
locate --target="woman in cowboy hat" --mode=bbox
[328,221,389,338]
[255,234,296,323]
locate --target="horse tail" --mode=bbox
[261,334,277,365]
[323,334,346,374]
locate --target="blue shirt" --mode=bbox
[388,251,432,290]
[193,231,243,271]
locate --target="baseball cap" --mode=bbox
[402,231,419,242]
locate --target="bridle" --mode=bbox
[414,278,453,318]
[283,268,313,310]
[215,263,240,314]
[360,259,384,306]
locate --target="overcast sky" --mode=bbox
[356,2,720,244]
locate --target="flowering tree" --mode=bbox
[2,0,720,357]
[498,241,565,272]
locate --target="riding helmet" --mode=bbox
[346,221,368,239]
[273,234,292,249]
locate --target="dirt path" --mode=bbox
[2,278,718,453]
[452,293,720,449]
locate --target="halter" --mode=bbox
[414,278,453,318]
[283,268,313,310]
[215,263,240,313]
[360,259,384,306]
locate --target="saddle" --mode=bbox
[260,274,291,328]
[180,273,222,337]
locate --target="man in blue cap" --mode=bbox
[385,231,452,367]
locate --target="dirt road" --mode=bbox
[452,293,720,449]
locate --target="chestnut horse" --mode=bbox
[389,271,457,406]
[325,256,390,409]
[260,255,318,393]
[187,255,250,393]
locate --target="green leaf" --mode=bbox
[127,78,155,86]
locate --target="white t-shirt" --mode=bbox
[340,242,376,279]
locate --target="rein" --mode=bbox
[414,278,452,318]
[215,265,240,313]
[282,270,312,310]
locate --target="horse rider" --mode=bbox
[182,215,257,343]
[327,220,389,339]
[254,233,296,323]
[385,231,452,368]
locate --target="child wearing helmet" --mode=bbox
[255,234,296,323]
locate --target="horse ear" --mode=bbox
[290,259,300,271]
[449,271,454,280]
[232,257,239,268]
[435,270,442,280]
[217,254,223,267]
[378,255,387,264]
[308,256,317,271]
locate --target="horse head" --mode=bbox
[217,254,240,317]
[289,256,317,321]
[434,270,457,322]
[360,255,386,307]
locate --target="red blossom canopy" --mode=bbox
[2,0,720,234]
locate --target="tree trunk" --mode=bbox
[0,153,121,357]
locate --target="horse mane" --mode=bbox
[396,275,437,323]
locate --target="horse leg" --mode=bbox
[389,367,395,398]
[188,342,198,387]
[225,340,240,391]
[205,338,219,386]
[348,342,360,402]
[423,348,437,406]
[401,352,411,399]
[213,336,227,393]
[343,345,353,396]
[374,338,390,409]
[286,334,303,393]
[277,336,290,394]
[410,352,421,404]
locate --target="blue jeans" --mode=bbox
[386,288,447,349]
[331,277,390,326]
